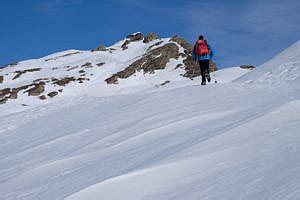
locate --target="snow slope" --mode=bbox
[0,39,299,200]
[237,40,300,84]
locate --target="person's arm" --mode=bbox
[192,44,197,60]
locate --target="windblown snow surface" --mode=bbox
[0,40,300,200]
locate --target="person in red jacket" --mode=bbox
[192,35,215,85]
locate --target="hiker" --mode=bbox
[192,35,214,85]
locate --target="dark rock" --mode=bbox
[143,33,159,43]
[26,83,45,96]
[170,35,193,52]
[39,95,46,100]
[96,62,105,67]
[175,64,183,69]
[160,80,170,86]
[58,89,63,93]
[52,77,76,86]
[8,91,18,99]
[121,33,144,50]
[12,73,22,80]
[121,40,130,50]
[47,91,58,98]
[106,43,180,84]
[92,45,107,52]
[81,62,92,68]
[147,41,164,51]
[14,84,33,93]
[0,98,7,104]
[126,32,144,42]
[77,77,89,83]
[0,88,11,98]
[0,76,3,84]
[13,68,41,80]
[66,66,79,71]
[240,65,256,70]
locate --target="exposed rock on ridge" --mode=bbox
[106,35,217,84]
[106,43,180,84]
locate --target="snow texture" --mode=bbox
[0,39,299,200]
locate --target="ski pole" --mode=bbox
[214,72,218,83]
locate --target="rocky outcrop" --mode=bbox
[39,95,46,100]
[127,32,144,41]
[9,90,18,99]
[0,88,11,98]
[0,98,7,104]
[0,83,44,104]
[160,80,170,86]
[106,43,180,84]
[81,62,93,68]
[96,62,105,67]
[106,35,218,84]
[13,68,41,80]
[170,35,193,52]
[48,91,58,98]
[92,45,107,52]
[0,76,3,84]
[52,77,76,86]
[66,66,79,71]
[121,32,144,50]
[240,65,256,70]
[147,41,164,51]
[26,83,45,96]
[0,88,13,104]
[143,33,159,43]
[121,40,130,50]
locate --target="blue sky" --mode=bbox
[0,0,299,68]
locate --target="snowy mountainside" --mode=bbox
[237,40,300,84]
[0,33,217,109]
[0,36,299,200]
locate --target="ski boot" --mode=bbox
[206,73,211,83]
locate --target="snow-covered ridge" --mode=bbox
[0,33,219,107]
[237,40,300,84]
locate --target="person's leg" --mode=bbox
[205,59,211,82]
[199,60,206,85]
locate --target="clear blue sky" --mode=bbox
[1,0,299,68]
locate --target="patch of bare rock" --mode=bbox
[106,43,180,84]
[121,32,144,50]
[47,91,58,98]
[92,45,107,52]
[240,65,256,70]
[143,32,159,43]
[13,68,41,80]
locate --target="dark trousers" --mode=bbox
[199,59,210,83]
